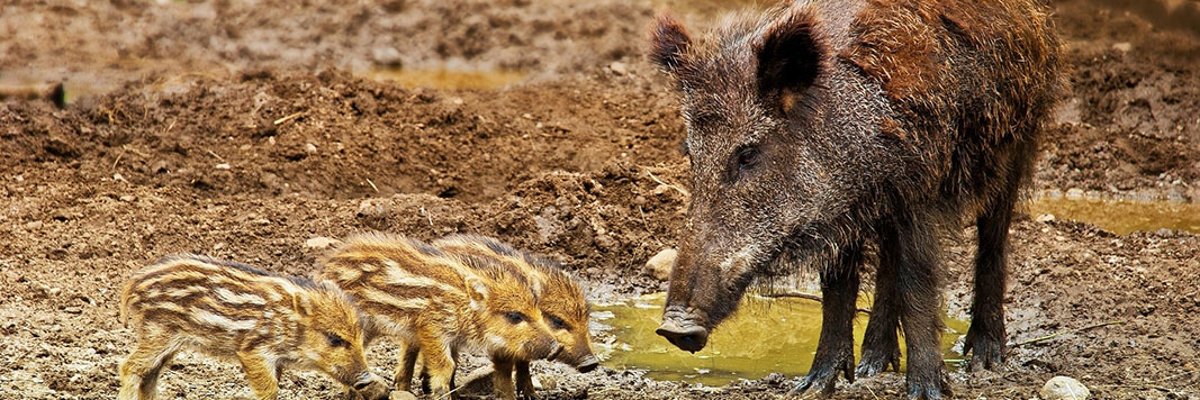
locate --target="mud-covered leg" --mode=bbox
[118,335,176,400]
[515,360,537,399]
[794,241,862,395]
[238,351,280,400]
[394,342,420,391]
[492,358,517,400]
[965,140,1031,371]
[858,229,903,377]
[890,213,950,399]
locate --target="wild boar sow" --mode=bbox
[118,255,389,400]
[650,0,1061,398]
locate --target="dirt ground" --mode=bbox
[1,0,1198,399]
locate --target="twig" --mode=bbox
[419,207,434,228]
[112,150,124,170]
[643,168,689,198]
[273,111,304,126]
[1010,320,1125,348]
[762,292,872,314]
[365,178,379,193]
[205,149,227,163]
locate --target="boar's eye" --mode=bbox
[325,332,348,348]
[546,314,569,330]
[729,145,761,181]
[504,312,527,324]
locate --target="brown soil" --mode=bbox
[1,0,1197,399]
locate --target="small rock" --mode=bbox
[1041,376,1090,400]
[1065,188,1085,200]
[372,47,404,68]
[214,163,232,170]
[1112,42,1132,53]
[305,236,341,250]
[113,173,126,182]
[644,248,678,281]
[609,61,630,75]
[119,195,137,202]
[388,390,417,400]
[63,306,82,314]
[305,143,318,154]
[24,221,44,230]
[1036,213,1055,223]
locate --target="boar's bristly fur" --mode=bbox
[319,233,561,400]
[118,255,388,400]
[651,0,1062,398]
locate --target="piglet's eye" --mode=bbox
[547,314,568,330]
[325,332,348,348]
[504,312,526,324]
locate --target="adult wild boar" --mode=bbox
[650,0,1061,398]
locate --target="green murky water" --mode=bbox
[1026,197,1200,235]
[595,292,969,386]
[366,68,526,90]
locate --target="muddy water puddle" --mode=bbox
[594,292,968,386]
[365,68,526,90]
[1026,197,1200,235]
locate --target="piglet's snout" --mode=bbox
[351,372,389,400]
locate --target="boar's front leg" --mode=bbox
[492,358,518,400]
[886,212,950,400]
[238,350,280,400]
[795,241,862,395]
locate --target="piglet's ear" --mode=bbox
[649,14,692,73]
[465,276,489,310]
[756,9,824,110]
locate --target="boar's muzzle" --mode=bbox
[574,354,600,373]
[350,372,390,400]
[656,306,709,353]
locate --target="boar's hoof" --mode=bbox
[791,360,852,396]
[906,376,952,400]
[962,332,1005,372]
[856,344,901,377]
[655,321,708,352]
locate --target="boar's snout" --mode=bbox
[574,354,600,373]
[350,372,389,400]
[656,307,709,352]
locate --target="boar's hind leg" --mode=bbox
[794,241,862,395]
[237,350,280,400]
[857,235,902,377]
[965,140,1032,371]
[888,212,951,399]
[117,335,177,400]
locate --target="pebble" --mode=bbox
[644,248,678,281]
[305,143,318,154]
[1112,42,1132,52]
[1041,376,1090,400]
[305,236,340,250]
[609,61,630,75]
[388,390,417,400]
[214,163,232,170]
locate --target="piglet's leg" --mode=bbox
[514,360,537,399]
[417,327,456,398]
[118,335,176,400]
[394,341,420,391]
[238,351,280,400]
[492,358,517,400]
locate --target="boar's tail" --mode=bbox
[118,278,137,329]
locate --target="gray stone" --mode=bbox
[644,248,678,281]
[1041,376,1090,400]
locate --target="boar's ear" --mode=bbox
[649,14,692,74]
[756,9,824,113]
